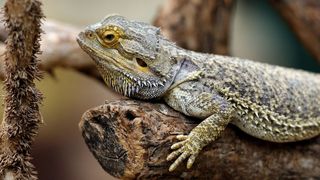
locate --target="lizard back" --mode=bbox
[193,53,320,142]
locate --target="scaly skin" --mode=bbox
[77,15,320,172]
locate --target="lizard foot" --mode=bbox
[166,134,202,172]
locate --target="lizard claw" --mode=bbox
[167,134,201,172]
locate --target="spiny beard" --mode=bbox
[102,70,138,97]
[101,69,167,98]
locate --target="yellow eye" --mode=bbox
[101,30,119,46]
[104,33,115,42]
[97,26,125,47]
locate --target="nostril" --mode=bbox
[125,111,136,121]
[85,30,95,39]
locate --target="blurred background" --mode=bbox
[0,0,319,180]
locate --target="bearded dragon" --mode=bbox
[77,15,320,172]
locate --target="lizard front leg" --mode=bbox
[164,86,233,171]
[167,113,231,171]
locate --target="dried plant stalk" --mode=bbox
[0,0,44,179]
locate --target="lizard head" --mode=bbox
[77,15,182,99]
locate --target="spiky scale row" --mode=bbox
[100,65,166,98]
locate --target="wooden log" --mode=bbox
[80,100,320,179]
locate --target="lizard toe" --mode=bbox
[187,153,198,169]
[169,151,190,172]
[167,134,203,171]
[167,148,183,161]
[176,134,188,140]
[171,140,186,149]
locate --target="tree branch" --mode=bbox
[80,100,320,179]
[0,20,102,82]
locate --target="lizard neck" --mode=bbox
[161,41,202,91]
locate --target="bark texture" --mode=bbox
[153,0,235,55]
[269,0,320,63]
[0,0,43,179]
[80,100,320,179]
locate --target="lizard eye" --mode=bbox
[102,31,118,45]
[104,33,115,42]
[97,26,125,47]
